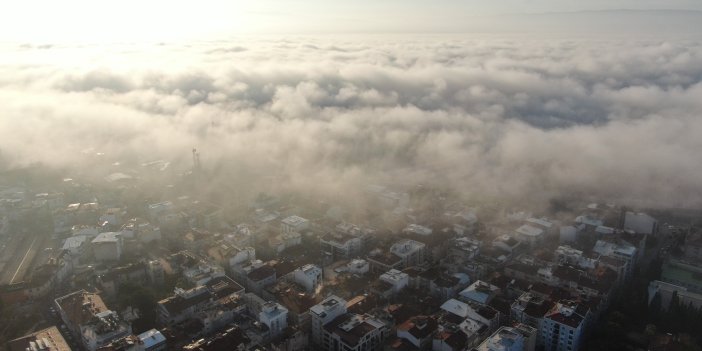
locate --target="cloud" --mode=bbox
[1,36,702,210]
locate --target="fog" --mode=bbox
[1,36,702,209]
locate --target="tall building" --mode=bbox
[541,300,589,351]
[310,295,348,346]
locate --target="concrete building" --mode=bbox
[319,313,386,351]
[281,215,309,234]
[390,239,426,268]
[292,264,323,293]
[516,224,545,248]
[541,300,589,351]
[259,301,289,337]
[138,329,167,351]
[321,232,363,259]
[91,232,123,261]
[459,280,500,305]
[345,259,369,275]
[8,326,71,351]
[54,290,131,351]
[403,224,433,236]
[310,295,348,346]
[474,326,526,351]
[157,286,212,325]
[648,280,702,311]
[379,269,409,293]
[623,212,657,235]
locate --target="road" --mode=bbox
[0,232,44,285]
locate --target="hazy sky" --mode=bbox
[2,0,702,42]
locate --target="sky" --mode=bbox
[1,2,702,210]
[1,0,702,42]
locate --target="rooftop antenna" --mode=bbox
[192,148,201,172]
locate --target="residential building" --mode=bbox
[396,316,438,349]
[8,326,71,351]
[259,301,289,337]
[459,281,500,305]
[157,286,212,325]
[320,313,387,351]
[281,215,309,234]
[292,264,323,293]
[473,326,526,351]
[137,329,167,351]
[541,300,589,351]
[310,295,348,346]
[321,232,363,259]
[379,269,409,293]
[91,232,123,261]
[390,239,426,268]
[623,212,657,235]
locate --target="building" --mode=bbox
[292,264,323,293]
[660,259,702,294]
[320,313,387,351]
[321,232,363,259]
[403,224,433,236]
[623,212,657,235]
[390,239,426,268]
[8,326,71,351]
[592,240,637,278]
[473,326,526,351]
[541,300,589,351]
[281,215,309,234]
[244,262,277,294]
[137,329,166,351]
[459,281,500,305]
[345,259,370,274]
[157,286,212,325]
[310,295,348,346]
[54,290,131,351]
[396,316,438,349]
[259,301,289,337]
[379,269,409,293]
[515,224,545,248]
[91,232,123,261]
[647,280,702,311]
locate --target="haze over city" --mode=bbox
[1,2,702,351]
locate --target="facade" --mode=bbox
[91,232,123,261]
[390,239,426,268]
[281,215,309,234]
[138,329,167,351]
[8,326,71,351]
[292,264,323,293]
[320,313,387,351]
[310,295,348,346]
[259,301,289,337]
[321,232,363,259]
[541,301,589,351]
[379,269,409,293]
[473,326,526,351]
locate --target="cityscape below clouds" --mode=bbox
[1,2,702,351]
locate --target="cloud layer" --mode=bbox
[1,36,702,209]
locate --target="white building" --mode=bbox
[541,301,589,351]
[474,326,526,351]
[91,232,123,261]
[624,212,657,235]
[390,239,426,268]
[320,232,363,259]
[593,240,637,278]
[346,259,369,274]
[320,313,386,351]
[516,224,545,247]
[310,295,347,346]
[62,235,88,256]
[459,280,500,305]
[403,224,433,236]
[138,329,167,351]
[281,215,309,234]
[292,264,323,293]
[259,301,289,337]
[379,269,409,293]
